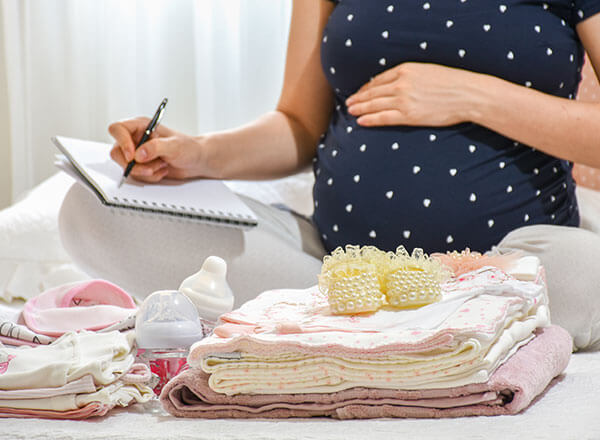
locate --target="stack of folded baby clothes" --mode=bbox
[0,279,153,419]
[0,330,153,419]
[160,246,572,419]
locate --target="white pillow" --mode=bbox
[225,171,315,217]
[0,173,89,301]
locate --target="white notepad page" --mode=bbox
[52,136,257,227]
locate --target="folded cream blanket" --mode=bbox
[188,267,549,394]
[161,325,571,418]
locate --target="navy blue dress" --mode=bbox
[313,0,600,253]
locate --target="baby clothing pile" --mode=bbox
[160,259,572,419]
[0,279,153,419]
[0,331,153,419]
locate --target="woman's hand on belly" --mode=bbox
[345,62,485,127]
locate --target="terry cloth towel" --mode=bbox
[22,279,137,337]
[161,326,571,419]
[188,267,550,394]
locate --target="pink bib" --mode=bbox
[23,280,137,336]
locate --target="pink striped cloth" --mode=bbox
[160,325,571,419]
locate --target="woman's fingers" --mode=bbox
[348,84,397,106]
[348,66,402,103]
[348,96,399,117]
[367,65,403,89]
[149,168,169,183]
[110,143,167,177]
[134,137,177,163]
[128,166,169,183]
[129,158,168,177]
[357,110,404,127]
[110,144,127,167]
[108,117,151,162]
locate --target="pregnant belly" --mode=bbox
[312,113,577,253]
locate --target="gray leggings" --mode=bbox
[59,183,600,350]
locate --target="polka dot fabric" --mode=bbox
[313,0,600,254]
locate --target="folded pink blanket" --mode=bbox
[160,325,571,419]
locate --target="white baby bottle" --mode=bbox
[135,290,205,396]
[178,256,235,331]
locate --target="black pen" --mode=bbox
[118,98,168,188]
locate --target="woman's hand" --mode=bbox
[108,118,208,183]
[346,62,485,127]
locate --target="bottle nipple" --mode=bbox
[178,256,235,323]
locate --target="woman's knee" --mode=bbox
[498,225,600,350]
[57,184,321,304]
[58,183,100,261]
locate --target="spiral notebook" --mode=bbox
[52,136,258,227]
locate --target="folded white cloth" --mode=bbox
[0,379,153,412]
[0,331,135,390]
[0,375,96,400]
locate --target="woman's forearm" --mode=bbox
[200,109,323,180]
[199,0,334,181]
[467,74,600,168]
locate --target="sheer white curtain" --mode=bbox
[1,0,292,201]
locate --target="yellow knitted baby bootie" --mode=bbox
[382,246,449,309]
[320,245,451,314]
[319,245,387,315]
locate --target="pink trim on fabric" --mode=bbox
[59,280,136,309]
[0,336,39,348]
[0,402,112,419]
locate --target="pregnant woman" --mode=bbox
[60,0,600,350]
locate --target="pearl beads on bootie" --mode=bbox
[325,263,386,314]
[319,245,450,315]
[384,269,442,308]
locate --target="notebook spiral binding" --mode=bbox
[110,196,256,227]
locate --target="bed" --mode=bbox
[1,172,599,440]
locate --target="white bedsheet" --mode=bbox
[0,350,597,440]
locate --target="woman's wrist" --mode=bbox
[191,133,226,180]
[459,71,501,126]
